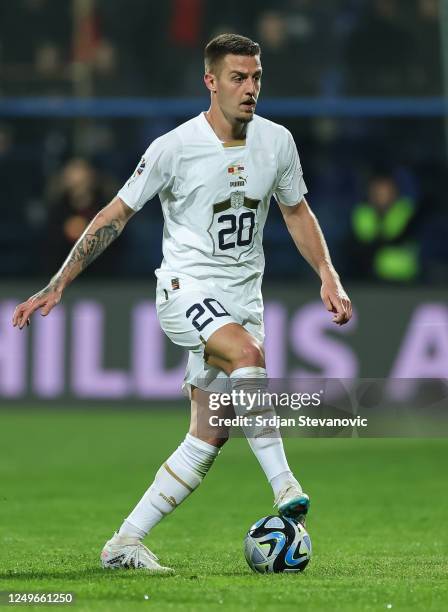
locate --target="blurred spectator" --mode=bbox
[96,0,178,96]
[285,0,332,95]
[90,39,119,96]
[33,41,72,95]
[45,159,119,275]
[349,173,421,282]
[0,124,23,234]
[0,0,72,95]
[203,0,276,41]
[256,9,319,96]
[35,42,63,77]
[345,0,416,96]
[0,122,44,275]
[256,0,323,96]
[72,1,129,97]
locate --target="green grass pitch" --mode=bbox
[0,409,447,611]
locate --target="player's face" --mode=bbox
[213,54,262,123]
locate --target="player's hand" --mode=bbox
[12,284,63,329]
[320,279,352,326]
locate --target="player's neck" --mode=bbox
[204,107,248,142]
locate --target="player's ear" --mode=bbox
[204,72,217,93]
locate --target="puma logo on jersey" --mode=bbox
[228,163,247,187]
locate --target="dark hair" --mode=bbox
[204,33,261,72]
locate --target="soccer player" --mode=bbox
[12,34,352,572]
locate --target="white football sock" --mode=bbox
[270,470,302,498]
[229,366,301,494]
[119,433,219,539]
[118,520,146,540]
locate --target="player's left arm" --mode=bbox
[279,198,352,326]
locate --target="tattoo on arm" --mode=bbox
[66,220,121,271]
[46,218,123,293]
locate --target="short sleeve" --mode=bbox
[117,134,176,211]
[273,129,308,206]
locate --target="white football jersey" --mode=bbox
[118,112,307,299]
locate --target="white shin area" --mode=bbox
[229,366,301,495]
[119,433,220,539]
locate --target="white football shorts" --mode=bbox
[155,273,264,397]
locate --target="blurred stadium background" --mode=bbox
[0,0,447,403]
[1,2,448,609]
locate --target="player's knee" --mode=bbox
[231,339,265,370]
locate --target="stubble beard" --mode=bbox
[236,112,254,125]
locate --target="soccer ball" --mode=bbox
[244,515,312,573]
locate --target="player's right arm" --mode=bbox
[12,196,134,329]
